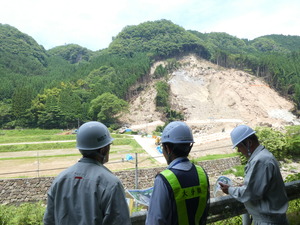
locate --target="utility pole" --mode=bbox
[135,153,138,189]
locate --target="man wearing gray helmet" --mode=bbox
[146,121,210,225]
[43,121,131,225]
[219,125,289,225]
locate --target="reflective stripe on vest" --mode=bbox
[160,165,208,225]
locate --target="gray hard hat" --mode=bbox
[161,121,194,144]
[230,125,256,148]
[76,121,114,150]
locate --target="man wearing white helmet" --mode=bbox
[43,121,131,225]
[146,121,210,225]
[219,125,289,225]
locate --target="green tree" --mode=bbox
[294,84,300,110]
[153,64,168,78]
[11,86,34,126]
[89,93,128,124]
[86,66,116,99]
[28,88,61,128]
[37,94,66,129]
[0,101,12,128]
[155,81,170,108]
[285,126,300,156]
[58,88,82,129]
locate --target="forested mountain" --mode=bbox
[257,34,300,52]
[108,19,210,60]
[0,24,48,101]
[47,44,93,64]
[0,20,300,129]
[0,24,47,75]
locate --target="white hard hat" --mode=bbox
[76,121,114,150]
[230,125,256,149]
[161,121,194,144]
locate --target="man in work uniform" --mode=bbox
[43,121,131,225]
[146,121,210,225]
[219,125,289,225]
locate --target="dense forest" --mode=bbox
[1,19,300,129]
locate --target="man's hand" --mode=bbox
[219,182,230,194]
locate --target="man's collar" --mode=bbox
[167,157,189,169]
[79,157,102,166]
[249,145,265,161]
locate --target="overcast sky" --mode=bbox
[1,0,299,51]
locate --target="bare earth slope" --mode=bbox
[121,54,299,135]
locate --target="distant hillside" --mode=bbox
[0,23,48,75]
[108,19,210,59]
[0,19,300,129]
[0,24,94,102]
[188,31,253,54]
[189,30,300,54]
[47,44,94,64]
[256,34,300,52]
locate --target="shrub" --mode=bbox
[285,125,300,156]
[285,173,300,225]
[255,127,287,160]
[0,202,45,225]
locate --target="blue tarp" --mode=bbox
[156,146,162,154]
[126,154,133,160]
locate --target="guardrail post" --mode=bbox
[242,213,251,225]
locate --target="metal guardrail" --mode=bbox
[130,180,300,225]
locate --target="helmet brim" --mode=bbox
[231,131,255,149]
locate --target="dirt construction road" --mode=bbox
[132,132,234,163]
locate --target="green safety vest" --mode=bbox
[160,165,208,225]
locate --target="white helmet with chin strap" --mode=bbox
[161,121,194,144]
[76,121,114,150]
[230,125,256,149]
